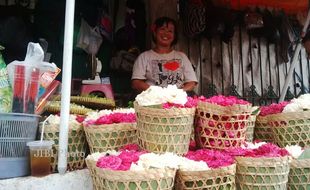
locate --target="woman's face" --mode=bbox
[154,22,175,48]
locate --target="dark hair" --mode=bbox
[152,16,178,46]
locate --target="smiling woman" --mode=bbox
[131,16,198,94]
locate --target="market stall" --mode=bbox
[0,0,310,189]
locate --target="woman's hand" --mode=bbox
[182,81,197,92]
[131,79,150,93]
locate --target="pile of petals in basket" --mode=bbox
[44,114,84,129]
[282,93,310,112]
[259,101,289,116]
[83,108,136,126]
[204,95,250,106]
[135,85,205,108]
[186,142,301,168]
[224,142,289,158]
[185,149,235,168]
[87,150,211,172]
[162,96,207,109]
[259,94,310,116]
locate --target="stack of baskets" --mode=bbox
[39,121,87,172]
[170,99,254,189]
[78,107,141,190]
[84,123,137,153]
[265,110,310,190]
[134,102,195,155]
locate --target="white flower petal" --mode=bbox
[285,145,304,159]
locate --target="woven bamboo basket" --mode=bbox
[195,102,252,149]
[134,102,195,155]
[39,123,87,172]
[288,158,310,190]
[175,164,236,190]
[254,115,273,142]
[268,111,310,148]
[54,95,116,109]
[245,115,256,142]
[84,123,137,153]
[86,159,176,190]
[235,156,290,190]
[46,101,94,115]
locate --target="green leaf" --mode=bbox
[298,148,310,160]
[251,106,260,115]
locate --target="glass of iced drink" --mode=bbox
[27,140,54,177]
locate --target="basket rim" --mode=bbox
[86,159,176,181]
[134,101,196,114]
[175,164,236,189]
[197,101,252,114]
[84,122,136,128]
[177,163,236,175]
[267,110,310,121]
[235,156,290,166]
[290,158,310,168]
[39,123,83,132]
[84,123,137,133]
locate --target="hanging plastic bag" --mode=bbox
[6,42,58,113]
[76,18,103,55]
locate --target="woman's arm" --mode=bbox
[182,81,197,92]
[131,52,150,93]
[179,52,198,91]
[131,79,150,93]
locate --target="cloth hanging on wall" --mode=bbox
[180,0,207,38]
[113,0,146,51]
[213,0,308,15]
